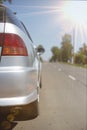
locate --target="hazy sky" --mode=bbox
[4,0,87,60]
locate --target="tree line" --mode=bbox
[50,34,87,65]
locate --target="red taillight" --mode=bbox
[1,33,28,56]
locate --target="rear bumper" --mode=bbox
[0,100,39,121]
[0,66,38,106]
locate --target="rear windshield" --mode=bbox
[0,6,33,42]
[6,7,23,30]
[6,7,31,36]
[0,6,25,31]
[0,7,5,22]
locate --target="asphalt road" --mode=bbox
[14,62,87,130]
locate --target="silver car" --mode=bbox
[0,4,44,121]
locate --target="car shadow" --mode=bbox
[0,115,18,130]
[0,101,39,129]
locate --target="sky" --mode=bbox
[4,0,87,60]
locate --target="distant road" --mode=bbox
[14,62,87,130]
[52,62,87,87]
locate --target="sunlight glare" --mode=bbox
[61,1,87,26]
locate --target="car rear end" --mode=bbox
[0,5,39,120]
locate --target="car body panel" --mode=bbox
[0,4,41,107]
[0,66,38,103]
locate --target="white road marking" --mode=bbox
[68,75,76,81]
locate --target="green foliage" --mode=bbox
[75,43,87,64]
[74,53,84,64]
[50,33,87,65]
[61,34,73,62]
[50,46,61,62]
[50,34,73,63]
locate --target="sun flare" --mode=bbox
[17,1,87,48]
[61,1,87,26]
[58,1,87,49]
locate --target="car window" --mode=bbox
[5,7,23,30]
[5,7,33,43]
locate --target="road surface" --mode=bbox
[14,62,87,130]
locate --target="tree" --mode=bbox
[50,46,61,62]
[83,43,87,64]
[75,43,87,64]
[74,53,84,64]
[61,34,73,62]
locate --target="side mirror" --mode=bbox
[37,46,45,55]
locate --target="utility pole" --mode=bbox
[72,28,75,64]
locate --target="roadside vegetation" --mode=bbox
[49,33,87,68]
